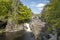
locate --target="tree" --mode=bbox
[0,0,32,31]
[41,0,60,39]
[17,3,32,22]
[0,0,11,20]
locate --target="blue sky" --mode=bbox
[20,0,49,14]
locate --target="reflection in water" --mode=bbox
[0,31,35,40]
[23,32,34,40]
[0,32,6,40]
[14,32,35,40]
[14,35,24,40]
[0,23,35,40]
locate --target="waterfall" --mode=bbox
[24,23,32,32]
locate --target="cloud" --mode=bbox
[30,2,46,7]
[36,3,46,11]
[30,2,46,13]
[36,3,46,8]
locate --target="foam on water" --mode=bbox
[24,23,32,32]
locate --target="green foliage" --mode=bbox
[0,0,11,20]
[41,0,60,32]
[17,3,32,22]
[0,0,32,22]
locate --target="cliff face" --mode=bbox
[29,16,46,39]
[5,23,24,32]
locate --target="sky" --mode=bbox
[20,0,49,14]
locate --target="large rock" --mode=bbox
[30,17,46,40]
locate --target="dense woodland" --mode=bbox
[0,0,32,21]
[0,0,32,29]
[41,0,60,39]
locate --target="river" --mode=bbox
[0,31,35,40]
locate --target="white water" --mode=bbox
[24,23,32,32]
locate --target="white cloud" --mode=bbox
[36,3,46,8]
[30,2,46,13]
[36,3,46,11]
